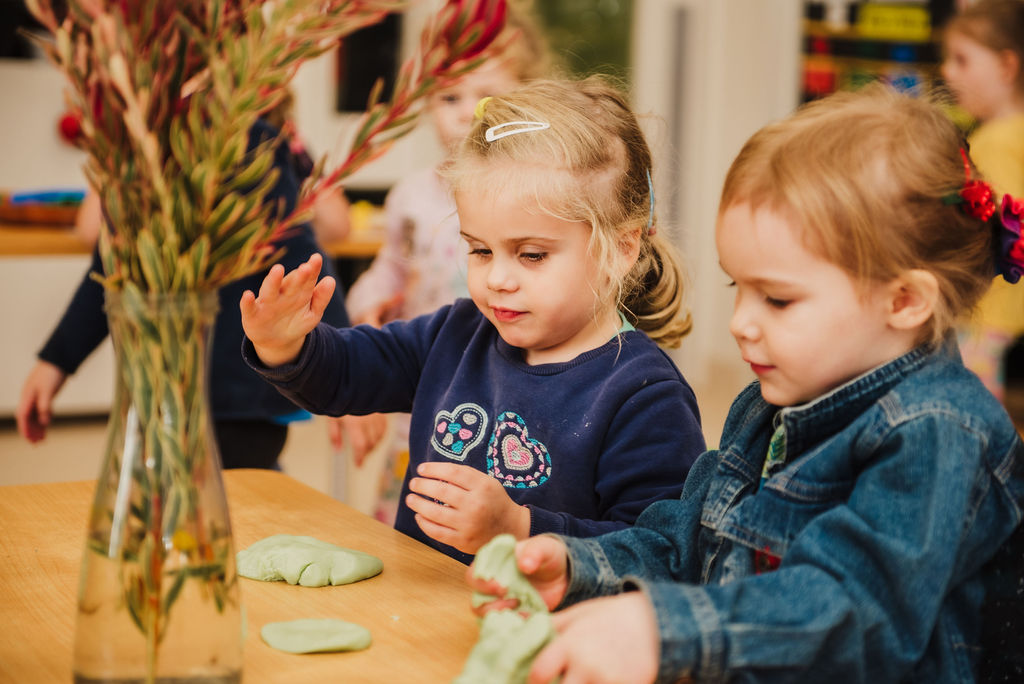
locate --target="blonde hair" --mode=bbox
[444,76,692,348]
[720,84,994,344]
[945,0,1024,95]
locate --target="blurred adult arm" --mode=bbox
[311,187,352,245]
[15,360,68,442]
[329,413,389,466]
[72,188,102,248]
[16,246,109,443]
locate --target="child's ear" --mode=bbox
[999,49,1021,85]
[886,270,939,330]
[616,225,643,276]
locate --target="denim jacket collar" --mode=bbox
[760,340,944,459]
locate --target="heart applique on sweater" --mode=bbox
[486,412,551,489]
[431,403,488,461]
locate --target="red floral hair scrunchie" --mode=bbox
[946,149,1024,283]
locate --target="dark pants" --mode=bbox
[977,522,1024,682]
[214,420,288,470]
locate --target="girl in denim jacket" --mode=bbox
[469,85,1024,682]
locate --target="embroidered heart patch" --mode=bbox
[431,403,487,461]
[486,412,551,489]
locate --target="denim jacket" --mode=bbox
[559,340,1024,683]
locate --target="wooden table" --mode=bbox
[0,469,479,683]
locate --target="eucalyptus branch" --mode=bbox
[26,0,505,295]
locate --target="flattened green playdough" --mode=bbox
[236,534,382,587]
[260,618,371,654]
[453,534,556,684]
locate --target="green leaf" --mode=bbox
[162,569,187,619]
[136,231,167,291]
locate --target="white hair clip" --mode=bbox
[484,121,550,142]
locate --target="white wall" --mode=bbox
[288,2,445,192]
[633,0,802,391]
[0,60,89,190]
[0,7,443,194]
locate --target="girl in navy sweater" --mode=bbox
[240,77,705,563]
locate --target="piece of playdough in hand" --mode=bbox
[454,534,556,683]
[470,533,547,613]
[237,534,382,587]
[452,611,554,684]
[260,618,372,654]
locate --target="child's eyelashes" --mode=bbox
[724,280,790,308]
[765,296,791,309]
[466,248,547,263]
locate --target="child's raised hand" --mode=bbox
[529,593,662,684]
[465,534,570,614]
[407,462,530,554]
[239,253,336,367]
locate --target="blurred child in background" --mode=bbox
[942,0,1024,400]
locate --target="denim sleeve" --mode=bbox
[558,448,719,606]
[560,411,1015,683]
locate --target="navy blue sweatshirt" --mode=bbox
[244,299,704,563]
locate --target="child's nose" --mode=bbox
[729,302,759,342]
[458,101,477,126]
[939,59,952,82]
[485,258,517,292]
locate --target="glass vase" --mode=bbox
[73,290,243,684]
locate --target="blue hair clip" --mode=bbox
[646,169,655,235]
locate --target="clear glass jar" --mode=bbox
[73,290,242,684]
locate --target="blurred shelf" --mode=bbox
[0,222,89,256]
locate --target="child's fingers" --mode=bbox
[516,535,567,579]
[406,491,459,525]
[516,538,550,574]
[528,640,567,684]
[239,289,256,318]
[327,416,343,451]
[470,595,520,617]
[282,253,327,298]
[413,512,458,548]
[257,263,285,301]
[408,475,466,510]
[416,461,477,488]
[464,568,508,598]
[309,276,337,319]
[305,251,323,272]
